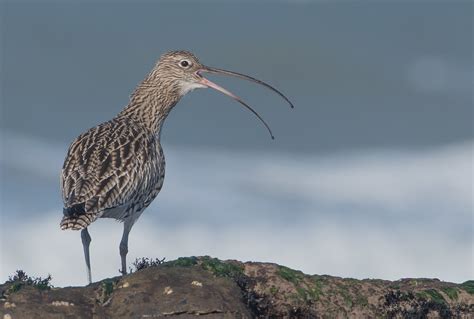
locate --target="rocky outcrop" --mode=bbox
[1,256,473,318]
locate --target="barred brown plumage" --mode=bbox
[60,50,293,284]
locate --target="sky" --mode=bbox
[0,1,473,287]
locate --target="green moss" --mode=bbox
[8,282,23,293]
[427,289,446,304]
[98,279,115,304]
[102,280,114,297]
[269,285,279,295]
[277,266,304,285]
[283,279,324,302]
[460,280,474,295]
[442,287,459,300]
[355,295,369,307]
[296,287,308,300]
[369,279,386,287]
[306,279,324,301]
[199,256,243,278]
[417,289,446,304]
[164,256,243,278]
[165,256,198,268]
[331,281,357,308]
[415,291,429,300]
[390,284,401,290]
[340,290,353,308]
[345,278,359,286]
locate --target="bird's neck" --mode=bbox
[118,74,181,137]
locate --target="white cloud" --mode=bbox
[249,143,473,217]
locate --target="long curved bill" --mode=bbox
[197,66,294,140]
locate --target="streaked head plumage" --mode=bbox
[155,50,206,95]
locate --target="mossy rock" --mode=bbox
[2,257,473,318]
[460,280,474,294]
[441,287,459,300]
[277,265,304,285]
[164,256,199,268]
[199,256,244,278]
[164,256,244,279]
[416,289,446,304]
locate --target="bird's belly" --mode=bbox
[115,155,165,221]
[101,175,164,222]
[101,205,128,220]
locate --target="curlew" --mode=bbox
[60,51,293,284]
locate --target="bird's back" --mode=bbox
[60,117,165,230]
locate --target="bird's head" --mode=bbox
[155,51,206,95]
[153,50,294,139]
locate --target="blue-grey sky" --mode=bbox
[2,1,472,152]
[0,1,472,286]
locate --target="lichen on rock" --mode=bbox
[1,257,473,318]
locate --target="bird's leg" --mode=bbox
[81,228,92,285]
[119,219,134,275]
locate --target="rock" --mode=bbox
[1,256,473,318]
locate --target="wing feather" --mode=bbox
[60,118,156,220]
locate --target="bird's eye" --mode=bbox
[179,60,191,68]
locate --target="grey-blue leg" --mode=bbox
[81,228,92,284]
[119,219,134,275]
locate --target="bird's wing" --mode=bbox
[60,119,155,218]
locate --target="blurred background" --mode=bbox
[0,1,472,287]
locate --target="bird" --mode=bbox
[60,50,293,284]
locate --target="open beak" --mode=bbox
[197,66,294,140]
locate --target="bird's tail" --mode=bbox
[60,214,98,230]
[60,203,99,230]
